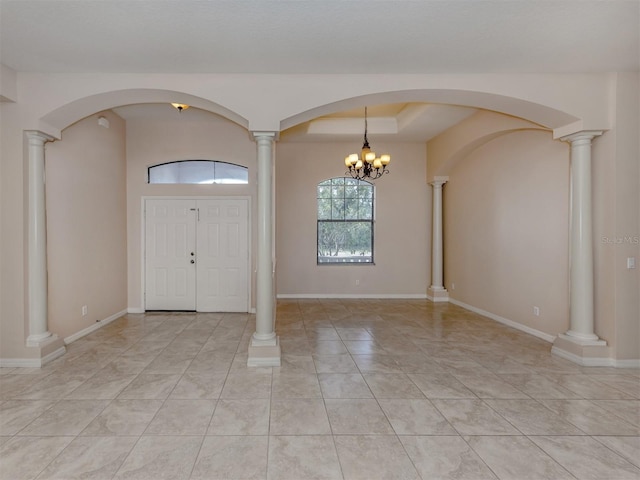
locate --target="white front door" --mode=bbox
[145,199,197,311]
[145,198,249,312]
[197,199,249,312]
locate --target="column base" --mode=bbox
[251,331,277,346]
[248,336,281,367]
[427,286,449,302]
[551,333,610,366]
[26,331,56,347]
[26,335,66,367]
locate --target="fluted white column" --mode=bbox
[26,131,55,346]
[248,132,280,366]
[427,177,449,302]
[562,131,603,343]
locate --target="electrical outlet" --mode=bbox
[451,282,455,290]
[533,306,540,316]
[355,279,360,286]
[82,305,88,316]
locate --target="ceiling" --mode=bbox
[1,1,638,74]
[2,0,638,142]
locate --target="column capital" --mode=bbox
[25,130,55,145]
[251,131,279,142]
[560,130,603,144]
[430,176,449,187]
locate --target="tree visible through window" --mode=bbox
[317,177,374,264]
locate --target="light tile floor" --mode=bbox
[1,299,639,480]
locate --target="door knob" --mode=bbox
[190,259,195,264]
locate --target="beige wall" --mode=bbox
[443,128,570,337]
[45,111,127,339]
[611,73,639,360]
[0,102,32,359]
[276,142,429,296]
[613,73,640,361]
[592,130,617,350]
[592,73,640,361]
[125,109,257,310]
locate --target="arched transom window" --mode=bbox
[148,160,248,184]
[317,177,374,264]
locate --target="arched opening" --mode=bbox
[39,98,255,341]
[274,94,581,345]
[40,88,249,136]
[280,89,580,133]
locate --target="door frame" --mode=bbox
[141,195,252,312]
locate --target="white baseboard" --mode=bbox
[64,309,127,344]
[277,293,428,299]
[615,358,640,368]
[0,358,37,368]
[551,346,640,368]
[0,346,66,368]
[42,346,67,365]
[449,298,640,368]
[448,298,556,343]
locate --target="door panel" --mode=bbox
[145,199,197,310]
[196,199,248,312]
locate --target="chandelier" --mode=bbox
[344,107,391,180]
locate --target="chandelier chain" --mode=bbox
[363,107,369,147]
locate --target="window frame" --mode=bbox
[317,177,375,265]
[147,160,248,185]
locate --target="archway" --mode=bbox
[280,89,580,134]
[40,88,248,137]
[25,91,252,363]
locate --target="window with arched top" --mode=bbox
[147,160,248,184]
[317,177,374,264]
